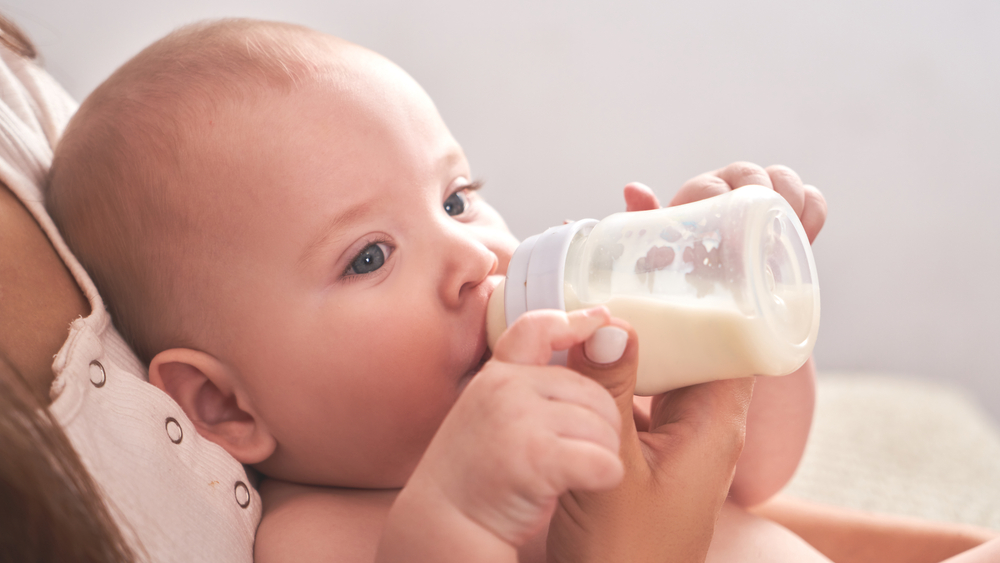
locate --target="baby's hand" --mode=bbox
[378,307,623,561]
[625,162,827,243]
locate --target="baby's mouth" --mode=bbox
[460,348,492,391]
[461,276,500,386]
[472,348,492,375]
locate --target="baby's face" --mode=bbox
[188,49,518,487]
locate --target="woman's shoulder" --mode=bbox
[0,181,88,400]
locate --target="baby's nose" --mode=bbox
[438,231,496,308]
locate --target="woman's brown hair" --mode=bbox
[0,15,137,563]
[0,14,36,59]
[0,357,137,562]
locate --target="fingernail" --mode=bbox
[581,305,609,319]
[584,326,628,364]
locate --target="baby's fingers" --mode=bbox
[549,439,624,493]
[671,161,771,206]
[800,184,827,243]
[669,172,730,206]
[716,161,772,191]
[766,165,825,243]
[493,307,611,366]
[766,164,806,218]
[623,182,661,212]
[530,367,623,441]
[543,399,622,458]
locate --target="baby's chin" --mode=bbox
[255,444,427,490]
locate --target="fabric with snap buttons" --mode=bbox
[0,46,260,562]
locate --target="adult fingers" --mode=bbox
[623,182,661,212]
[493,307,610,366]
[800,184,828,243]
[565,320,643,468]
[566,320,639,421]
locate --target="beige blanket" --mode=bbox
[785,372,1000,530]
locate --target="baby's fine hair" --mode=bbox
[47,19,341,362]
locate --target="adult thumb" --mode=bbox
[566,319,639,424]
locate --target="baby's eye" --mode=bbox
[346,242,390,275]
[443,190,468,217]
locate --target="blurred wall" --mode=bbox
[8,0,999,419]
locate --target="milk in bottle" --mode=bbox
[486,185,819,395]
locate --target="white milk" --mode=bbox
[487,279,817,395]
[486,187,820,395]
[564,285,818,394]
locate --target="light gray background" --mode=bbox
[8,1,999,420]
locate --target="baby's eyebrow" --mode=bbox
[297,201,371,270]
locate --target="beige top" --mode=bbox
[0,48,259,562]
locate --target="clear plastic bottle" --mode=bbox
[486,185,820,394]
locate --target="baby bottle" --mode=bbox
[486,185,820,395]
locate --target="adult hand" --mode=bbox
[624,164,825,508]
[553,179,757,557]
[547,321,753,563]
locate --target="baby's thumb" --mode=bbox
[566,320,639,424]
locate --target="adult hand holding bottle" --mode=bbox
[546,162,828,562]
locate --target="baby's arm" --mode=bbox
[730,358,816,506]
[707,165,825,506]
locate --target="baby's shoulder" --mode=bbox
[255,478,398,563]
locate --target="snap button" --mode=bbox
[234,481,250,509]
[89,360,106,388]
[165,417,183,444]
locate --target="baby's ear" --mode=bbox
[149,348,276,464]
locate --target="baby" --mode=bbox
[48,19,833,562]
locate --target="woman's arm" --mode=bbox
[751,495,998,563]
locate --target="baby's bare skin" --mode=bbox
[49,21,821,562]
[49,19,998,563]
[250,161,828,562]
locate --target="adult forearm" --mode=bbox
[752,495,998,563]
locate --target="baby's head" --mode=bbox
[48,19,518,487]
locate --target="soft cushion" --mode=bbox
[786,372,1000,530]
